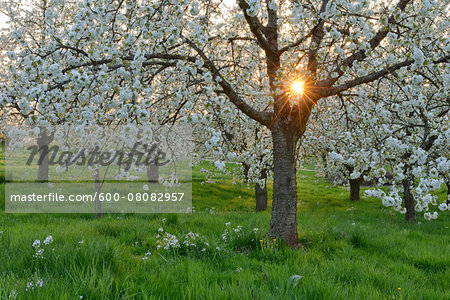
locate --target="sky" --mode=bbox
[0,13,8,30]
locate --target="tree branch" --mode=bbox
[184,37,272,126]
[317,54,450,97]
[279,32,313,54]
[317,59,414,97]
[324,0,413,87]
[265,0,278,46]
[307,0,329,78]
[237,0,277,54]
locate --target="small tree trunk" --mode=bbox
[36,127,53,182]
[402,176,416,222]
[269,127,298,247]
[446,181,449,206]
[349,178,362,201]
[255,182,267,211]
[321,152,330,179]
[37,148,49,182]
[94,171,102,219]
[242,163,250,181]
[255,169,267,212]
[147,164,159,183]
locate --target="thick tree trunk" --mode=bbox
[349,178,362,201]
[255,169,267,212]
[36,128,53,182]
[269,127,298,247]
[402,176,416,222]
[147,164,159,183]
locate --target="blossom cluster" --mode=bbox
[32,235,53,259]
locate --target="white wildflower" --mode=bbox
[43,235,53,245]
[32,240,41,248]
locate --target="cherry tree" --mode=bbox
[194,104,272,211]
[0,0,79,180]
[306,64,448,220]
[1,0,448,245]
[304,92,382,201]
[364,68,449,222]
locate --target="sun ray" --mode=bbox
[269,69,329,129]
[291,80,305,95]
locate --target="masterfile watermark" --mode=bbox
[9,191,185,203]
[26,142,170,171]
[5,124,193,213]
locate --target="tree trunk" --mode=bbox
[446,181,449,206]
[37,148,49,182]
[255,182,267,211]
[349,178,362,201]
[255,169,267,212]
[36,127,53,182]
[402,176,416,222]
[269,127,298,247]
[147,164,159,183]
[321,152,330,179]
[242,163,250,182]
[94,171,102,219]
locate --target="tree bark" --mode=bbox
[446,180,450,206]
[242,163,250,181]
[94,171,102,219]
[255,169,267,212]
[321,151,330,179]
[147,164,159,183]
[349,178,363,201]
[269,126,299,247]
[255,182,267,211]
[402,176,416,222]
[36,127,53,182]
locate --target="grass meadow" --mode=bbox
[0,148,449,299]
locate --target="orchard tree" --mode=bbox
[0,0,79,180]
[364,68,449,222]
[1,0,449,246]
[195,103,272,211]
[304,91,382,201]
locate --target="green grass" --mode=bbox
[0,152,449,299]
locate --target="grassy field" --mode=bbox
[0,150,449,299]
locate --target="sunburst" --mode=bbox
[290,80,305,95]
